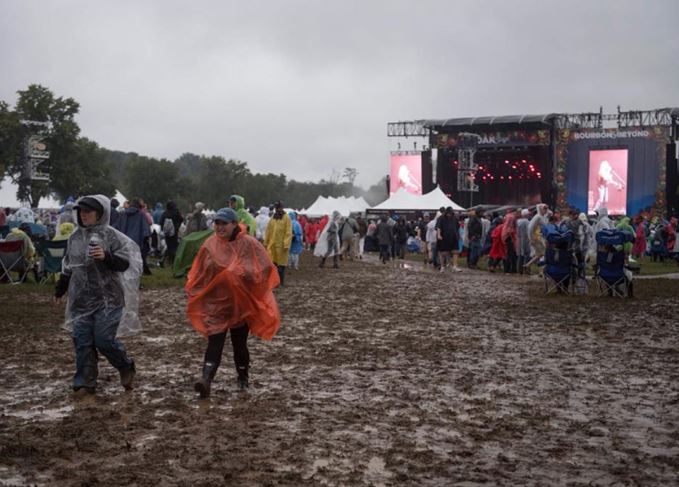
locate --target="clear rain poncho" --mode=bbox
[313,211,342,258]
[61,195,143,337]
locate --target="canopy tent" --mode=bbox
[303,195,369,217]
[370,186,465,212]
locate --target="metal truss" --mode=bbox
[387,120,430,137]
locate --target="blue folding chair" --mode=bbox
[594,229,635,298]
[542,229,575,294]
[36,240,68,284]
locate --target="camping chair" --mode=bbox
[0,240,31,284]
[542,228,575,294]
[594,229,635,298]
[36,240,67,284]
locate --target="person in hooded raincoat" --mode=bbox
[288,211,303,270]
[314,211,342,268]
[264,202,293,285]
[229,195,257,236]
[186,207,280,398]
[593,207,615,235]
[54,195,143,395]
[255,206,271,242]
[524,204,550,269]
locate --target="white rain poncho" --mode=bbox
[313,211,342,258]
[61,195,143,337]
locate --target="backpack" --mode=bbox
[163,217,175,237]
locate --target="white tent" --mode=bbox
[303,195,369,217]
[370,186,465,212]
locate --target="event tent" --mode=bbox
[303,195,369,217]
[370,187,465,212]
[0,178,129,210]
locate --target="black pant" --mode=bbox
[204,324,249,370]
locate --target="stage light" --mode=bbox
[522,159,526,163]
[508,176,512,180]
[504,160,509,164]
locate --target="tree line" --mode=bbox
[0,84,388,212]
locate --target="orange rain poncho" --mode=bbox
[185,229,281,340]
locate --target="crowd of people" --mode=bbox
[2,193,678,399]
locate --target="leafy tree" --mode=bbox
[124,155,181,206]
[2,84,80,207]
[50,138,116,200]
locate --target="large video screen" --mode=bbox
[390,153,422,195]
[588,149,628,215]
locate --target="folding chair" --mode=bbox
[594,229,634,298]
[0,240,30,284]
[36,240,67,284]
[542,228,575,295]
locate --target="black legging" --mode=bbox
[204,324,249,370]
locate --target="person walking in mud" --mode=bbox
[53,195,143,395]
[314,210,342,268]
[186,208,281,398]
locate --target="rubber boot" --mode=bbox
[194,361,218,398]
[119,361,136,390]
[319,257,326,268]
[332,255,339,268]
[237,366,249,391]
[278,265,286,286]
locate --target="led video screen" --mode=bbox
[588,149,628,215]
[390,154,422,195]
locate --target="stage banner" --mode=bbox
[390,153,422,195]
[434,129,550,149]
[556,127,670,216]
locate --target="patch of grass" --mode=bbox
[141,263,185,289]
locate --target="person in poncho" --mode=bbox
[54,195,143,395]
[264,201,293,286]
[186,207,281,398]
[228,194,257,236]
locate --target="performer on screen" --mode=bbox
[594,160,625,210]
[397,164,421,193]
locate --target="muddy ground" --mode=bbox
[1,252,678,486]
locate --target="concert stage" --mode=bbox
[388,108,679,216]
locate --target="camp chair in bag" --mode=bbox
[594,229,635,298]
[542,228,575,294]
[37,240,67,284]
[0,240,30,284]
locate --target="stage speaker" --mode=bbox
[421,150,433,194]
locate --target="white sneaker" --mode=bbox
[629,257,636,263]
[453,266,462,272]
[440,267,445,273]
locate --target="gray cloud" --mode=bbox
[1,0,677,187]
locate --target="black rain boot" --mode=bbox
[333,255,339,268]
[119,361,136,390]
[237,366,249,390]
[319,257,326,268]
[194,361,218,398]
[278,265,286,286]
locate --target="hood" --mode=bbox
[230,195,246,210]
[75,194,111,229]
[58,222,75,237]
[125,206,140,215]
[332,210,341,222]
[258,206,270,216]
[288,211,297,221]
[617,216,631,228]
[154,202,164,211]
[596,207,609,218]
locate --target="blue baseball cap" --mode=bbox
[213,207,239,223]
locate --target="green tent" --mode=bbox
[172,229,214,278]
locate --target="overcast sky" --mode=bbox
[1,0,677,188]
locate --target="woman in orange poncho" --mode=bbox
[186,207,280,398]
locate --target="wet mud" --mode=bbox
[1,252,678,485]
